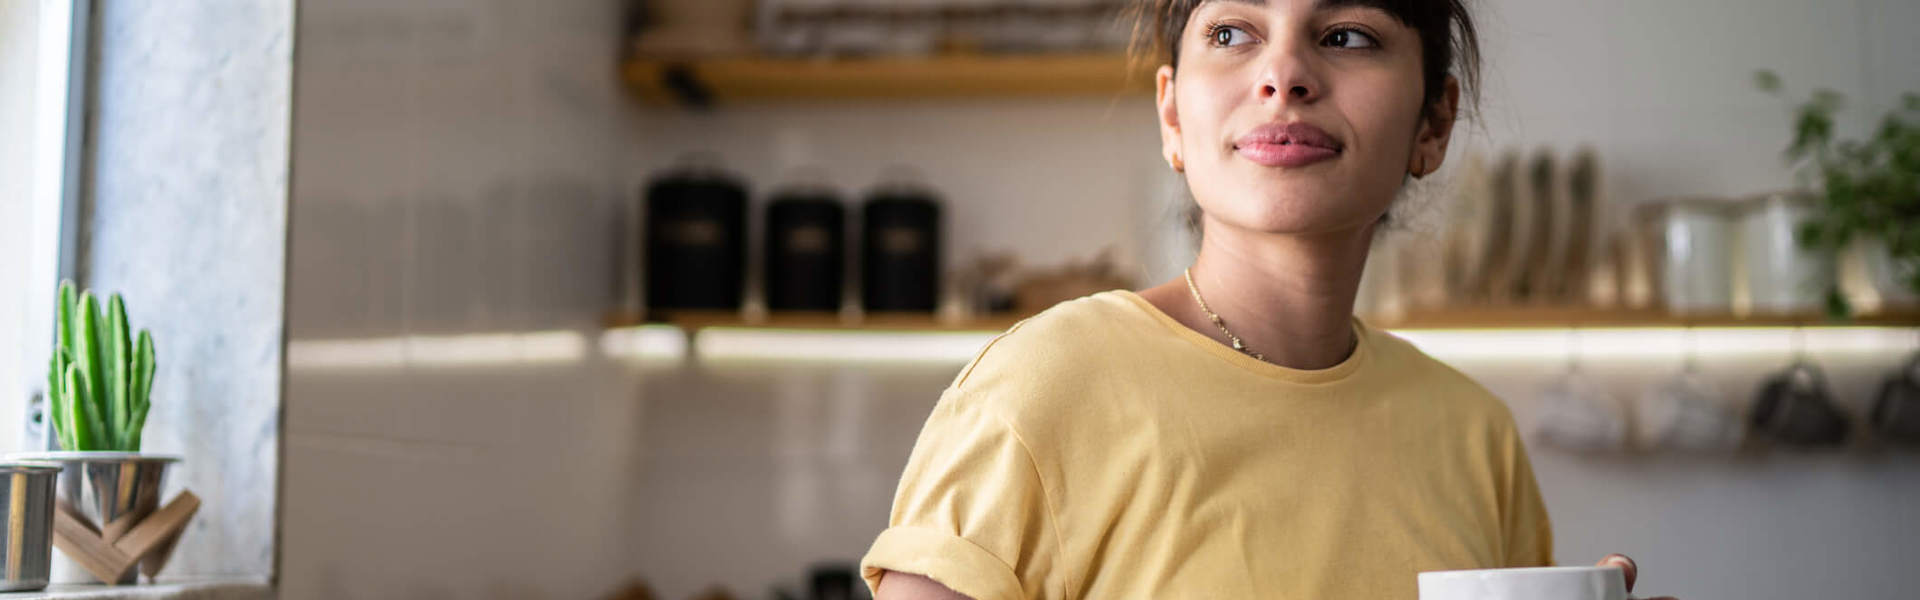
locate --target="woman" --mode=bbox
[862,1,1676,598]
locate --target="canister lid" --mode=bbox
[1637,196,1744,219]
[770,167,839,199]
[4,451,183,463]
[0,461,63,474]
[648,152,746,189]
[1738,189,1818,214]
[867,166,938,200]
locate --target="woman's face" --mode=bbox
[1157,0,1458,237]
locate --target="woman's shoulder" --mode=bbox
[951,290,1151,387]
[1361,325,1519,428]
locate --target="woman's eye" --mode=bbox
[1322,28,1378,49]
[1208,25,1255,47]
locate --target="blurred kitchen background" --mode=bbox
[4,0,1918,598]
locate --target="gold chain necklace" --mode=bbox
[1183,268,1265,362]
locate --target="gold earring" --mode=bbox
[1411,156,1426,177]
[1171,152,1185,173]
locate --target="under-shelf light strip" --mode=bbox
[691,328,1000,364]
[1393,327,1916,362]
[288,330,588,370]
[600,324,688,361]
[287,325,1917,369]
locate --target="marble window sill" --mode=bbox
[0,579,270,600]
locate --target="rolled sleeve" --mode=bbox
[860,387,1062,600]
[862,526,1026,600]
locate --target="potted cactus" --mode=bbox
[11,281,181,584]
[45,281,156,451]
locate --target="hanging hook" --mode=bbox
[1906,327,1920,381]
[1564,324,1582,375]
[1789,324,1811,367]
[1681,323,1700,374]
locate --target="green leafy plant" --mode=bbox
[46,281,156,451]
[1756,70,1920,315]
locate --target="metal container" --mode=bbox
[0,462,61,591]
[1643,198,1739,314]
[1857,236,1919,309]
[1738,192,1835,314]
[8,452,180,584]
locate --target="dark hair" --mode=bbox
[1129,0,1483,119]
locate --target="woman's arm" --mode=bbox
[873,570,975,600]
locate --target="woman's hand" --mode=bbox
[1597,554,1678,600]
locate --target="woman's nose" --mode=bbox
[1256,42,1323,103]
[1259,83,1314,101]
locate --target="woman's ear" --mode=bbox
[1409,76,1461,178]
[1157,65,1183,172]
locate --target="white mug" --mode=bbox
[1419,566,1627,600]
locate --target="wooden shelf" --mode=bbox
[1375,307,1920,330]
[622,52,1154,105]
[608,307,1920,334]
[605,310,1027,333]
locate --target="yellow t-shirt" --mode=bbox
[860,291,1553,599]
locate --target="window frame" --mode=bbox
[11,0,89,450]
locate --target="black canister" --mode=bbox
[644,164,748,311]
[861,184,942,313]
[764,187,846,312]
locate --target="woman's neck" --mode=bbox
[1138,219,1374,370]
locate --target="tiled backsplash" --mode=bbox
[284,333,1920,599]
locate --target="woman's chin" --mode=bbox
[1201,194,1387,237]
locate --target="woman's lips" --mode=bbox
[1236,143,1339,167]
[1234,122,1342,168]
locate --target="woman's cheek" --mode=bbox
[1348,76,1425,167]
[1177,76,1236,163]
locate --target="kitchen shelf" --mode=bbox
[1373,307,1920,330]
[596,307,1920,364]
[621,52,1155,105]
[605,310,1026,333]
[607,307,1920,334]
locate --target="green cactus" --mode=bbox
[47,281,156,451]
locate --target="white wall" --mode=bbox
[280,0,1920,598]
[626,99,1170,292]
[1468,0,1920,203]
[283,0,643,597]
[82,0,293,581]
